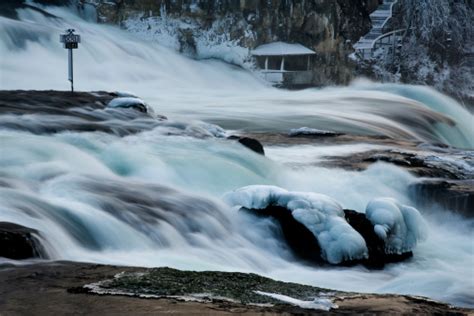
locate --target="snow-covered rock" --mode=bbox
[107,97,150,113]
[223,185,368,264]
[365,198,427,254]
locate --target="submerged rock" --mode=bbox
[0,222,46,260]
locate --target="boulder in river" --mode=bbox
[0,222,46,260]
[228,136,265,155]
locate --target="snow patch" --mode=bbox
[223,185,368,264]
[254,291,337,311]
[365,198,427,254]
[122,13,254,67]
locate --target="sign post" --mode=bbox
[60,29,80,92]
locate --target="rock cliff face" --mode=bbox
[357,0,473,105]
[81,0,378,86]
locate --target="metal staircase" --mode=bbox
[354,0,399,60]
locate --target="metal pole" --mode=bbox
[68,48,74,92]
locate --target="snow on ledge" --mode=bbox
[223,185,368,264]
[254,291,338,311]
[252,42,316,56]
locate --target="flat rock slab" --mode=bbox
[0,262,470,315]
[0,90,161,135]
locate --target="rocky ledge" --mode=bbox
[242,132,474,217]
[0,262,470,315]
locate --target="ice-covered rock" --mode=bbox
[113,91,139,98]
[365,198,427,254]
[223,185,368,264]
[107,97,149,113]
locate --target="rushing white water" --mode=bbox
[0,3,473,309]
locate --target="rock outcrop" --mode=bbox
[228,136,265,155]
[2,262,471,315]
[0,222,46,260]
[0,90,162,135]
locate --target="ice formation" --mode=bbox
[107,97,146,109]
[365,198,427,254]
[223,185,368,264]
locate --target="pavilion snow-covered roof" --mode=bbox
[251,41,316,56]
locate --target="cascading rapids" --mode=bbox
[0,1,473,309]
[0,4,472,148]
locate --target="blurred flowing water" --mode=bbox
[0,3,473,308]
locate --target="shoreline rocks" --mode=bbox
[0,261,470,315]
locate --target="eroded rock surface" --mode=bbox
[0,262,470,315]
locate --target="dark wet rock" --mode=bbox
[343,210,412,268]
[0,222,46,260]
[228,136,265,155]
[242,206,323,264]
[410,180,474,218]
[238,137,265,155]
